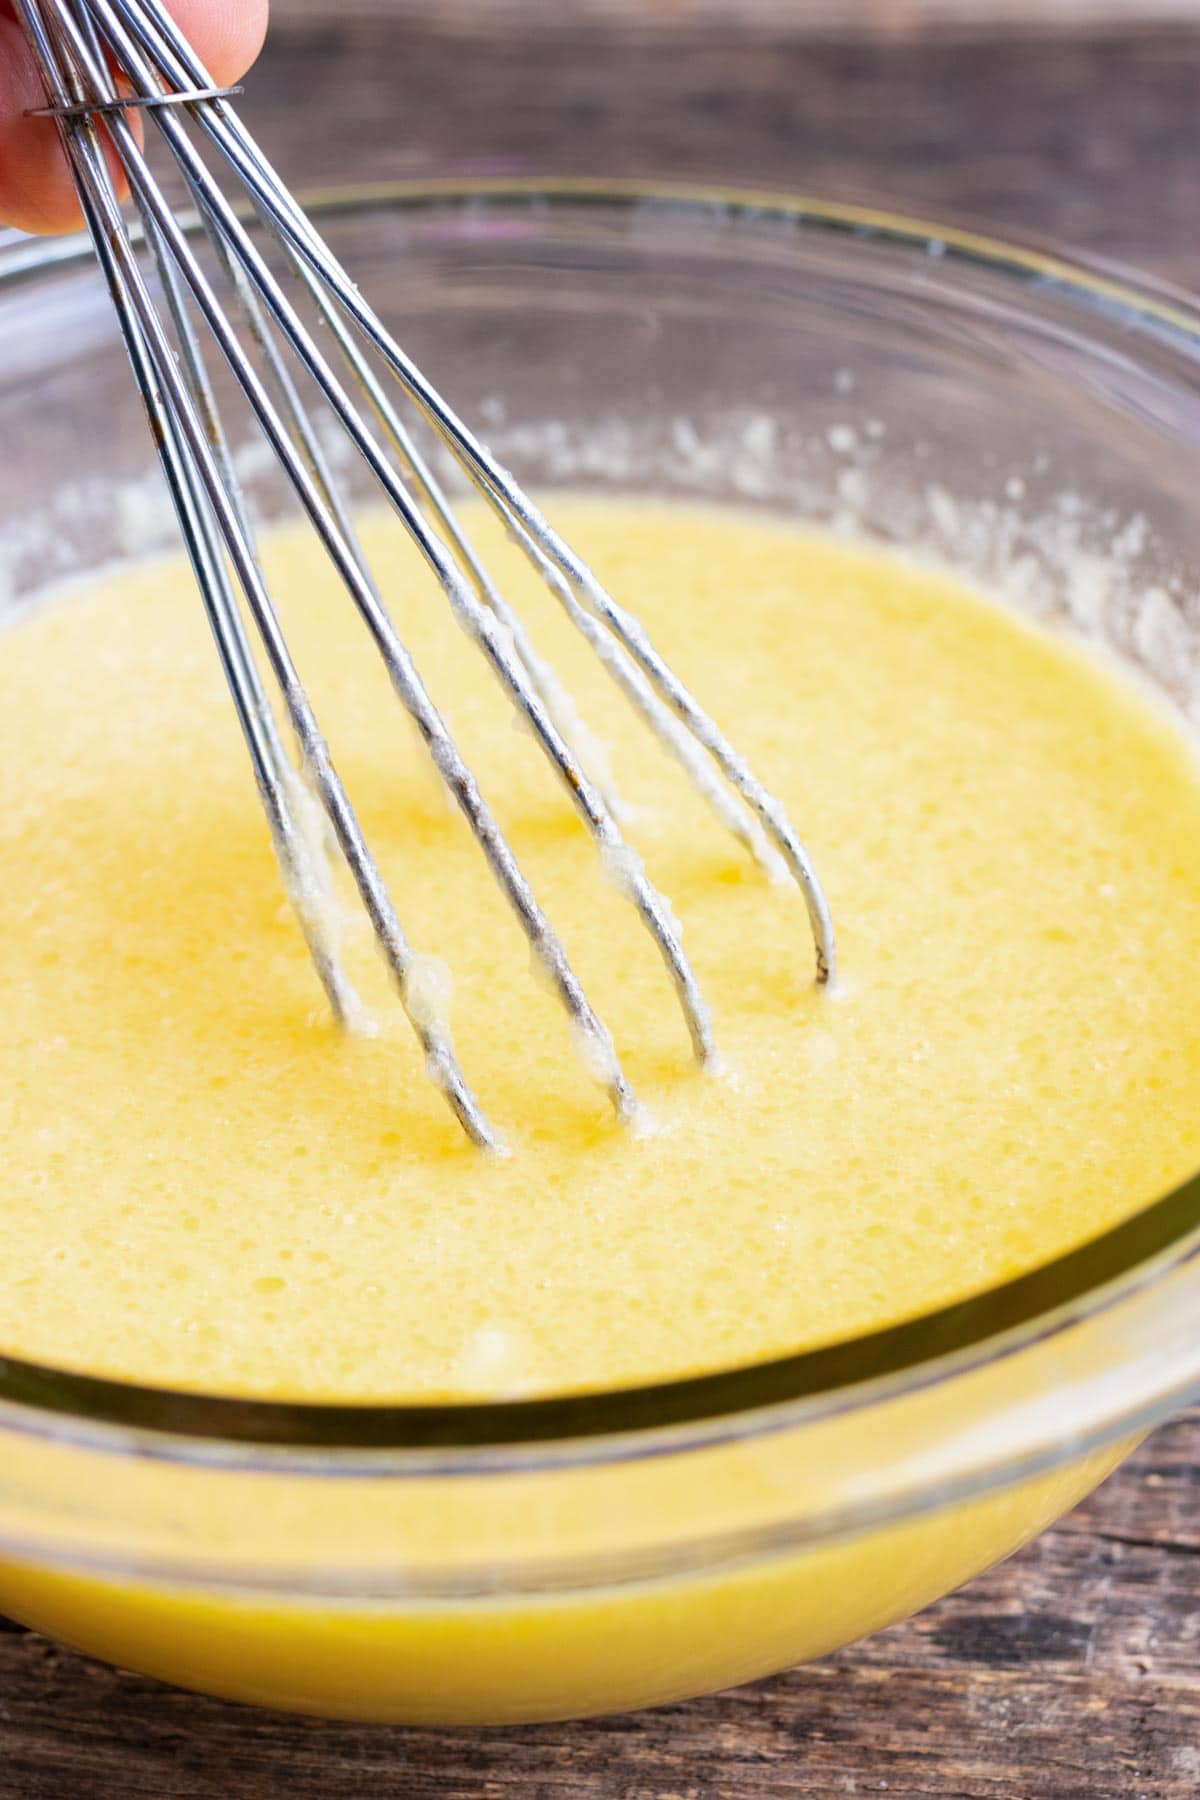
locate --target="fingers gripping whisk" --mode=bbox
[17,0,836,1147]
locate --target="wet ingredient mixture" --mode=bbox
[3,498,1200,1400]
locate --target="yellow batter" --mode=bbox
[2,498,1200,1403]
[1,496,1198,1722]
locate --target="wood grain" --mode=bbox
[277,0,1200,29]
[247,12,1200,291]
[3,9,1200,1797]
[2,1412,1198,1798]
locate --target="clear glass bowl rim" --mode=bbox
[1,176,1198,1460]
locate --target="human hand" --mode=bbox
[0,0,268,232]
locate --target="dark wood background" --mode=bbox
[3,3,1200,1795]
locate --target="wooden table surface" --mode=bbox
[4,5,1200,1796]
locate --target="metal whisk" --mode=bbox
[18,0,835,1148]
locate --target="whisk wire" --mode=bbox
[18,0,838,1143]
[21,0,506,1145]
[75,0,719,1074]
[138,204,372,1031]
[89,0,836,986]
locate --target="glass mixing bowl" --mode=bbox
[0,181,1199,1724]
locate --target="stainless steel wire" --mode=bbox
[16,0,837,1146]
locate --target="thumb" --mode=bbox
[0,0,269,235]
